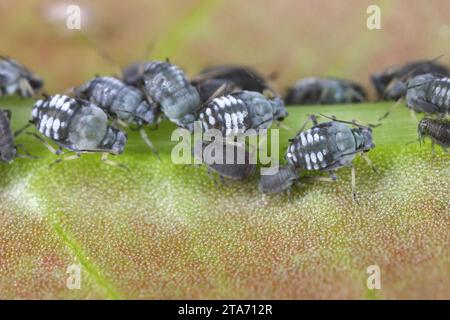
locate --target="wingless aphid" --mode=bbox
[0,56,44,98]
[75,76,160,156]
[405,74,450,116]
[418,117,449,152]
[30,95,128,168]
[284,77,367,105]
[191,64,276,103]
[259,115,376,200]
[143,61,201,128]
[371,60,450,101]
[194,90,287,135]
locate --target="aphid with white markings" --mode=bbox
[371,60,450,101]
[259,115,376,200]
[417,117,450,151]
[30,95,128,167]
[405,74,450,115]
[0,56,43,98]
[143,61,201,128]
[285,77,366,105]
[75,76,160,156]
[194,90,287,135]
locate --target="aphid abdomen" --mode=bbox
[0,109,15,162]
[420,118,450,148]
[286,127,331,171]
[32,95,127,154]
[198,95,249,136]
[144,61,200,127]
[32,95,82,143]
[258,164,298,193]
[427,77,450,114]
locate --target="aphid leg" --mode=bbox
[409,97,439,113]
[303,175,336,183]
[15,144,41,159]
[49,153,81,168]
[297,114,318,134]
[26,132,63,155]
[19,78,35,97]
[139,127,160,160]
[101,153,130,172]
[409,109,418,121]
[14,123,32,138]
[328,170,337,181]
[378,98,403,121]
[360,153,379,174]
[350,164,357,202]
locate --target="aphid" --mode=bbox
[194,90,287,135]
[405,74,450,115]
[259,115,376,200]
[371,60,450,101]
[284,77,367,105]
[418,117,449,151]
[191,65,275,103]
[0,56,44,98]
[194,141,256,181]
[143,61,201,128]
[0,108,35,162]
[75,76,160,155]
[0,109,16,162]
[30,95,127,167]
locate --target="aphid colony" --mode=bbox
[0,57,448,199]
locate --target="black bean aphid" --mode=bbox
[259,115,376,200]
[405,74,450,115]
[194,90,287,135]
[0,109,16,162]
[75,76,160,156]
[0,56,44,98]
[285,77,367,105]
[30,95,128,167]
[191,65,275,103]
[371,60,450,101]
[418,117,449,151]
[143,61,201,128]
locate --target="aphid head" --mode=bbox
[405,73,435,107]
[0,146,16,163]
[354,127,375,152]
[270,96,288,121]
[417,118,430,143]
[385,80,407,100]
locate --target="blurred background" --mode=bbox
[0,0,449,98]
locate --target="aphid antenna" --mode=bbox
[378,97,404,121]
[398,54,445,83]
[14,122,32,138]
[318,113,380,129]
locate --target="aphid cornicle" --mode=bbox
[405,74,450,115]
[191,64,275,103]
[30,95,127,166]
[0,109,16,162]
[143,61,201,128]
[75,76,159,127]
[418,118,450,150]
[371,60,450,101]
[284,77,367,105]
[0,56,44,98]
[259,115,376,200]
[194,90,287,135]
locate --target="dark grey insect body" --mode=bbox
[194,141,256,180]
[285,77,366,105]
[406,74,450,115]
[0,57,43,98]
[418,117,450,149]
[75,76,160,126]
[371,60,450,100]
[0,109,16,162]
[143,61,201,128]
[259,119,375,194]
[31,95,127,154]
[121,62,147,88]
[191,65,274,103]
[195,91,287,135]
